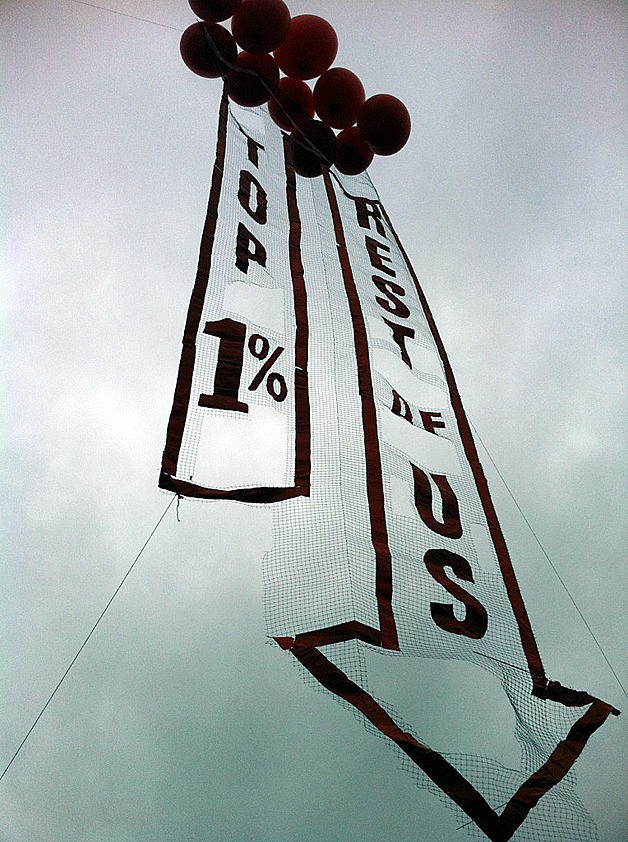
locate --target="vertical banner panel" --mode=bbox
[160,98,310,502]
[328,172,529,666]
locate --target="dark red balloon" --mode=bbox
[357,94,411,156]
[225,51,279,107]
[268,77,314,131]
[180,22,237,78]
[274,15,338,80]
[335,126,374,175]
[313,67,365,130]
[231,0,290,54]
[188,0,242,22]
[289,120,337,178]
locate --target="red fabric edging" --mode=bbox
[161,91,230,478]
[286,642,616,842]
[322,170,399,651]
[283,135,311,493]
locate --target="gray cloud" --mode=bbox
[2,1,626,840]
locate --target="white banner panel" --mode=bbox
[160,96,310,502]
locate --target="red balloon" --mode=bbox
[268,77,314,131]
[335,127,374,175]
[188,0,242,22]
[289,120,337,178]
[313,67,365,130]
[225,51,279,107]
[180,22,237,78]
[231,0,291,54]
[274,15,338,80]
[357,94,411,156]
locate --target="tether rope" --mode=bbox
[0,494,178,783]
[471,422,627,702]
[66,0,183,31]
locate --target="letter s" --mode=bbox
[424,549,488,639]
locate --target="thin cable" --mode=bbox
[66,0,184,31]
[64,3,333,167]
[472,651,528,674]
[471,421,627,702]
[0,494,178,783]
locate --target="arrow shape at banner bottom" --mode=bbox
[274,633,617,842]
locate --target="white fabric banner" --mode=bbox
[161,99,616,842]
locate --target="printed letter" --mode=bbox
[412,465,462,539]
[236,222,267,274]
[424,549,488,639]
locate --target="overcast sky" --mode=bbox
[2,1,627,840]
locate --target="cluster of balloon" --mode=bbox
[181,0,411,177]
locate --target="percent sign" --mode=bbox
[198,318,288,414]
[248,334,288,402]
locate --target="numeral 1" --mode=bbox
[198,318,249,413]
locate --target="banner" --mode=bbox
[161,97,617,841]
